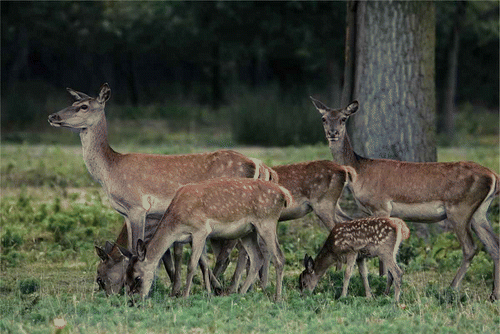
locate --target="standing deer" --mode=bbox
[123,178,292,301]
[311,97,500,301]
[299,217,410,303]
[48,83,277,295]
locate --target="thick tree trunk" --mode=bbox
[346,1,437,162]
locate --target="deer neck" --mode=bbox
[328,133,360,169]
[79,116,118,186]
[145,216,180,265]
[313,246,338,279]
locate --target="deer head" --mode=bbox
[310,97,358,144]
[298,254,320,292]
[48,83,111,131]
[95,241,130,295]
[123,239,156,300]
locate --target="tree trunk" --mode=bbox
[345,1,437,162]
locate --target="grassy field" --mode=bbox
[1,132,499,334]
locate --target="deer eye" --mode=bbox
[134,276,142,288]
[80,105,88,110]
[322,117,327,123]
[96,277,105,290]
[339,117,347,124]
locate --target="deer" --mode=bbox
[212,160,354,293]
[311,97,500,301]
[299,217,410,303]
[48,83,277,296]
[123,178,292,301]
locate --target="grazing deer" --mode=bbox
[311,97,500,301]
[123,178,292,300]
[48,83,276,295]
[214,160,354,292]
[299,217,410,303]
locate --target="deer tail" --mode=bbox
[250,157,279,183]
[250,158,268,180]
[343,165,357,185]
[385,218,410,263]
[279,185,294,208]
[387,218,410,240]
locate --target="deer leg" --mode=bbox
[227,241,248,294]
[341,253,357,298]
[470,196,500,301]
[170,243,183,297]
[255,221,285,300]
[160,249,175,283]
[313,199,336,230]
[380,254,403,303]
[197,244,222,295]
[239,233,264,294]
[258,236,271,289]
[212,239,238,279]
[357,257,372,298]
[335,203,353,223]
[384,271,394,296]
[125,209,149,252]
[447,206,477,291]
[183,233,209,298]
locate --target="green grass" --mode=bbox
[1,137,499,333]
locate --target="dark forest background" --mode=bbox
[1,1,498,146]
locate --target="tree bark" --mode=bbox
[346,1,437,162]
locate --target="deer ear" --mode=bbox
[304,254,314,273]
[343,100,359,116]
[117,244,133,259]
[95,245,110,262]
[67,88,91,101]
[97,83,111,104]
[104,241,114,254]
[137,239,147,261]
[310,96,330,115]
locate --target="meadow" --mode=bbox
[1,125,499,334]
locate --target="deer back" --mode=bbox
[323,217,409,256]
